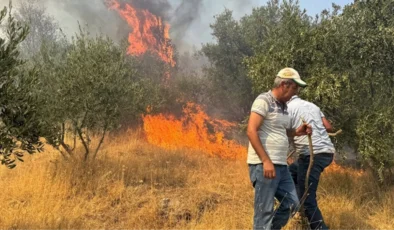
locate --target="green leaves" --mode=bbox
[0,4,44,168]
[33,29,160,161]
[248,0,394,181]
[207,0,394,181]
[201,9,254,120]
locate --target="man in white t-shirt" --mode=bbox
[287,95,335,230]
[247,67,311,230]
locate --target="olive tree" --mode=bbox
[0,4,45,168]
[35,30,160,161]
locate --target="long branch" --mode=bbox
[76,126,90,161]
[300,117,314,216]
[61,123,65,144]
[305,133,314,191]
[76,110,90,161]
[60,141,72,156]
[71,129,77,151]
[59,122,73,157]
[93,127,107,160]
[328,129,342,137]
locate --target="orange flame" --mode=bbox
[108,0,175,66]
[143,103,246,159]
[325,162,364,177]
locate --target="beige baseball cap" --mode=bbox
[277,67,307,87]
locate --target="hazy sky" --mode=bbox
[0,0,354,52]
[179,0,354,49]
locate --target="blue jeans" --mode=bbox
[249,164,299,230]
[288,162,300,196]
[289,153,334,230]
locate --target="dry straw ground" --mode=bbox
[0,130,392,229]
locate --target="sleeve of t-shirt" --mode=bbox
[251,98,269,117]
[320,109,325,118]
[287,105,297,129]
[290,113,297,129]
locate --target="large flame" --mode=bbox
[108,0,175,66]
[143,103,246,159]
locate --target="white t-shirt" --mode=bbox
[287,96,335,155]
[247,91,292,165]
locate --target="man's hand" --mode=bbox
[295,123,312,136]
[287,156,295,165]
[263,160,276,179]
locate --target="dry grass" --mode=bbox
[0,130,392,229]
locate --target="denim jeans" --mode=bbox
[288,162,300,196]
[249,164,299,230]
[289,153,334,230]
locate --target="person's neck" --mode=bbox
[271,88,284,103]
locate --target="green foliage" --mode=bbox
[34,29,160,161]
[14,0,62,58]
[130,51,169,114]
[0,0,392,182]
[207,0,394,180]
[201,9,254,121]
[336,0,394,180]
[245,0,312,93]
[0,4,44,168]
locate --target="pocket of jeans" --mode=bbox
[250,164,266,187]
[249,165,258,188]
[258,164,274,186]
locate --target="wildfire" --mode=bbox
[108,1,245,157]
[326,162,364,177]
[107,0,176,66]
[143,103,246,160]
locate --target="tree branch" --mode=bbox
[60,141,72,156]
[76,126,89,161]
[93,126,107,160]
[75,110,90,161]
[71,129,77,151]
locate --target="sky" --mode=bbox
[0,0,354,52]
[180,0,354,50]
[299,0,353,15]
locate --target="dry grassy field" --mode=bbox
[0,130,392,229]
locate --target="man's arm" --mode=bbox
[322,117,333,133]
[287,123,312,137]
[247,112,275,179]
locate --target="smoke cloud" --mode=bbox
[169,0,204,50]
[113,0,171,20]
[0,0,261,52]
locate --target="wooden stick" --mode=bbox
[328,129,343,137]
[291,121,342,222]
[300,117,314,196]
[287,150,296,159]
[288,130,342,160]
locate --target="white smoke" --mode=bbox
[0,0,264,52]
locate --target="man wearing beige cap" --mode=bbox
[247,67,310,230]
